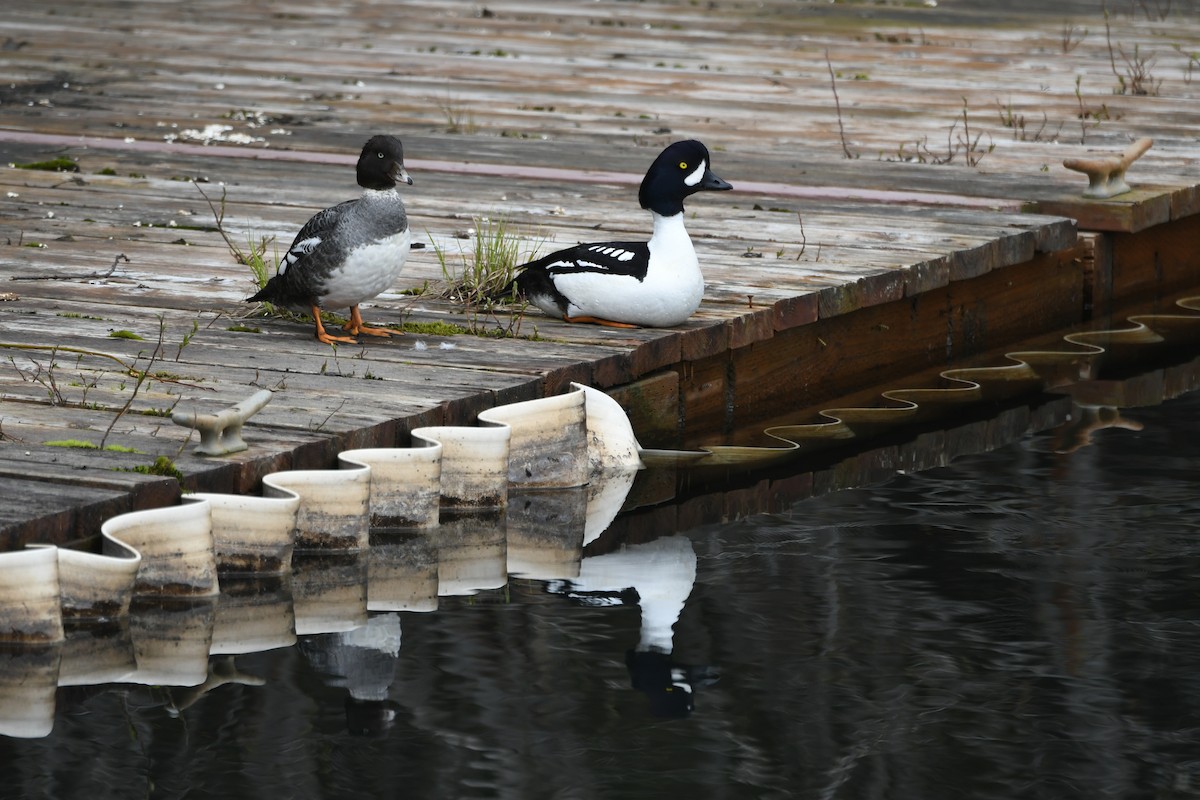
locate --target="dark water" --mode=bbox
[3,391,1200,800]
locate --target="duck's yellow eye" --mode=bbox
[679,161,688,170]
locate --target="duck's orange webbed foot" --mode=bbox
[344,305,398,338]
[313,305,357,345]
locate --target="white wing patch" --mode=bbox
[280,236,322,274]
[587,245,636,262]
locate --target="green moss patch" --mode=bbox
[14,157,79,172]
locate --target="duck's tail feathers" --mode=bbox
[246,275,283,304]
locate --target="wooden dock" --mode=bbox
[3,0,1200,545]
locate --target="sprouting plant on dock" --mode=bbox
[996,99,1063,143]
[439,95,478,135]
[1173,43,1200,83]
[883,100,993,167]
[1,315,211,449]
[1111,42,1162,96]
[1074,76,1114,144]
[98,316,167,449]
[953,99,994,167]
[1133,0,1175,21]
[194,180,318,332]
[193,181,277,294]
[825,51,858,160]
[794,212,821,262]
[310,398,348,433]
[8,350,66,405]
[1061,21,1088,53]
[241,232,276,293]
[1103,6,1162,95]
[69,369,101,406]
[430,216,539,337]
[175,319,200,361]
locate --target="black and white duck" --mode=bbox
[507,140,732,328]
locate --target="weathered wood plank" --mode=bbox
[0,444,180,508]
[4,0,1197,234]
[0,476,136,549]
[1,0,1199,546]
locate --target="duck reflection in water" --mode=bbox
[546,535,718,718]
[1053,401,1145,454]
[298,612,403,736]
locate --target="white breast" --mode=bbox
[561,213,704,327]
[321,227,412,310]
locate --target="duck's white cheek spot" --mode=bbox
[683,160,706,187]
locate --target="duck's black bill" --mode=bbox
[701,170,733,191]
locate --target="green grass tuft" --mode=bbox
[241,231,276,293]
[430,216,540,337]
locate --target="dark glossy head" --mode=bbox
[356,135,413,190]
[638,140,731,216]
